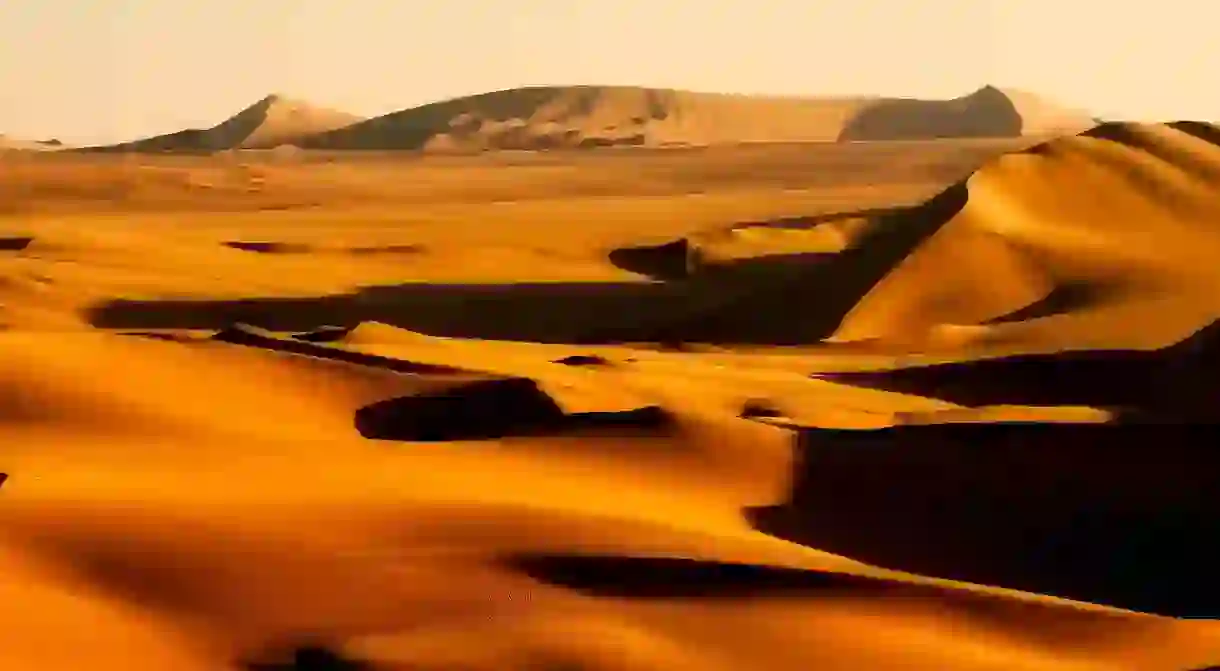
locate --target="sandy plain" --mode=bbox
[2,125,1220,670]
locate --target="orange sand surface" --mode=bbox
[2,130,1220,670]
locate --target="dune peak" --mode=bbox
[80,84,1098,154]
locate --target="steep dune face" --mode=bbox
[87,94,363,152]
[301,85,1093,151]
[829,121,1220,347]
[839,86,1095,142]
[622,121,1220,350]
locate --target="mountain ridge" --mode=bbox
[80,85,1097,153]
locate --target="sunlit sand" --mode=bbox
[1,93,1218,669]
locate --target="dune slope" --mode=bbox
[85,94,364,152]
[298,84,1093,151]
[629,121,1220,352]
[829,121,1220,348]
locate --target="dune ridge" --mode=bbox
[304,84,1094,151]
[82,94,364,153]
[576,120,1220,352]
[75,85,1094,154]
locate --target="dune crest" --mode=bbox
[74,85,1094,154]
[303,85,1094,151]
[83,93,364,152]
[825,121,1220,347]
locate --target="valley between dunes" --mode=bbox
[3,123,1220,670]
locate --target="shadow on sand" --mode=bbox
[504,554,894,599]
[355,376,673,442]
[243,644,371,671]
[817,319,1220,420]
[746,423,1220,617]
[0,237,34,252]
[85,183,967,345]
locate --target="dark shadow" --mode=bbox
[354,377,673,442]
[650,181,968,344]
[223,241,425,256]
[578,134,646,148]
[552,354,613,367]
[355,377,563,441]
[1171,121,1220,146]
[0,473,7,489]
[504,554,885,599]
[746,424,1220,616]
[210,323,464,375]
[76,128,216,154]
[981,281,1108,325]
[839,86,1023,142]
[223,241,313,254]
[87,283,673,343]
[740,398,784,419]
[243,644,372,671]
[1076,121,1159,145]
[223,239,424,254]
[0,237,33,252]
[817,319,1220,419]
[84,181,965,345]
[608,237,700,281]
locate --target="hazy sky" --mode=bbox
[1,1,1215,145]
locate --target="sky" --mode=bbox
[0,1,1215,145]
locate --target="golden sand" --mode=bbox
[1,123,1218,669]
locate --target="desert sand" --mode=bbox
[65,85,1096,154]
[2,108,1219,670]
[85,94,365,153]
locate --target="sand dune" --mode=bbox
[4,121,1220,670]
[74,85,1093,154]
[551,121,1220,351]
[826,121,1220,348]
[302,84,1094,151]
[62,123,1220,352]
[83,94,364,153]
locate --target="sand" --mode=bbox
[84,94,364,153]
[76,85,1095,154]
[2,123,1220,670]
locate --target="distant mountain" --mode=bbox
[300,85,1096,151]
[81,86,1097,153]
